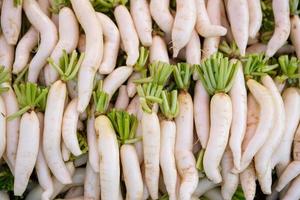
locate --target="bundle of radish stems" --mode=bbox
[0,0,300,199]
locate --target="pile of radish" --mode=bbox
[0,0,300,199]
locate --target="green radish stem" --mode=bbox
[243,53,278,80]
[173,63,193,91]
[47,50,85,82]
[290,0,300,15]
[13,0,22,6]
[219,41,240,59]
[159,90,179,120]
[134,61,173,85]
[196,52,239,95]
[276,55,300,86]
[92,0,128,13]
[196,149,205,172]
[0,66,11,94]
[134,46,150,73]
[107,109,140,144]
[136,62,173,113]
[93,80,110,115]
[8,83,48,120]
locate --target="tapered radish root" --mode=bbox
[172,0,196,57]
[71,0,103,113]
[240,79,275,171]
[114,5,139,66]
[195,0,227,37]
[1,0,22,45]
[266,0,290,57]
[240,163,256,200]
[227,0,249,56]
[97,12,120,74]
[23,0,58,83]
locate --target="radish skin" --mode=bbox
[84,161,100,200]
[2,85,20,168]
[272,87,300,175]
[240,163,256,200]
[114,85,129,110]
[127,72,142,98]
[160,120,177,200]
[276,161,300,192]
[35,112,54,200]
[0,96,6,159]
[175,92,198,199]
[0,191,9,200]
[172,0,196,57]
[95,115,120,200]
[65,187,84,199]
[62,98,82,156]
[44,7,79,86]
[202,0,223,59]
[71,0,103,113]
[195,0,227,37]
[103,66,133,101]
[290,15,300,59]
[193,178,220,197]
[62,141,71,162]
[1,0,22,45]
[12,27,38,74]
[221,149,239,200]
[204,188,223,200]
[0,34,14,69]
[255,75,285,194]
[227,0,249,56]
[241,93,259,157]
[240,79,275,171]
[150,35,169,64]
[149,0,173,36]
[23,0,58,83]
[142,110,160,199]
[247,0,262,38]
[186,30,201,66]
[14,111,40,196]
[194,81,210,148]
[114,5,139,66]
[130,0,152,46]
[266,0,290,57]
[229,62,247,170]
[43,80,72,184]
[204,93,232,183]
[121,145,144,200]
[96,12,120,75]
[276,124,300,191]
[282,175,300,200]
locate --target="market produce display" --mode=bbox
[0,0,300,199]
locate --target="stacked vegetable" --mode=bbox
[0,0,300,200]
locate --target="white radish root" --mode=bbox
[247,0,262,38]
[240,79,275,171]
[14,111,40,196]
[195,0,227,37]
[150,35,169,64]
[204,93,232,183]
[240,163,256,200]
[114,5,139,66]
[229,62,247,171]
[194,81,210,149]
[160,120,177,200]
[266,0,290,57]
[71,0,103,113]
[130,0,152,46]
[23,0,58,83]
[171,0,196,57]
[175,92,198,199]
[44,7,79,86]
[96,12,120,75]
[1,0,22,45]
[95,115,120,200]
